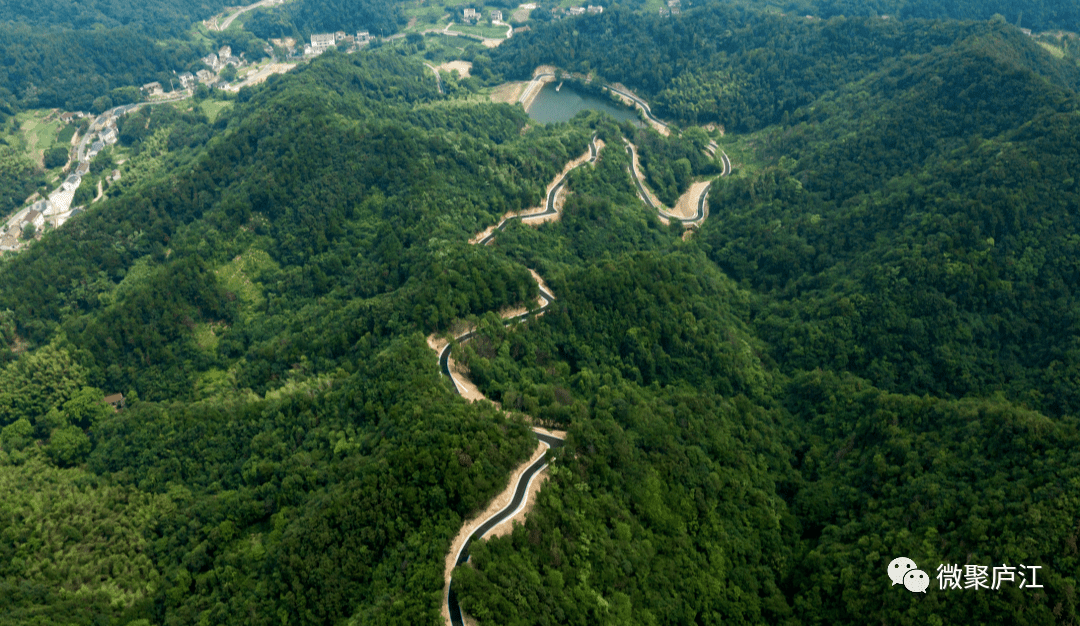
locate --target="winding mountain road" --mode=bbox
[604,84,670,133]
[624,140,726,225]
[436,123,724,624]
[474,134,599,246]
[436,137,601,626]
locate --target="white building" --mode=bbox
[310,33,336,54]
[568,7,586,15]
[141,82,163,96]
[587,5,603,13]
[356,31,371,46]
[491,10,503,21]
[22,210,45,231]
[31,199,56,216]
[463,8,479,20]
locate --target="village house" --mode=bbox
[102,126,118,145]
[103,393,126,411]
[568,7,586,16]
[202,52,221,71]
[218,45,232,59]
[0,233,18,251]
[356,31,371,46]
[178,72,195,89]
[141,82,163,96]
[75,162,90,176]
[30,199,54,216]
[196,69,216,84]
[334,31,352,44]
[587,5,603,14]
[61,175,81,192]
[491,10,503,21]
[463,8,479,20]
[310,33,336,54]
[22,210,45,232]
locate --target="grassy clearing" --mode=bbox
[1037,41,1066,59]
[448,22,508,39]
[215,248,279,315]
[14,110,65,166]
[713,129,772,179]
[56,124,77,145]
[200,100,233,122]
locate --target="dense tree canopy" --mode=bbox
[1,7,1078,626]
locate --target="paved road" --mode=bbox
[476,134,597,245]
[214,0,281,31]
[439,136,601,626]
[624,141,714,224]
[604,84,669,131]
[447,431,563,626]
[425,63,444,94]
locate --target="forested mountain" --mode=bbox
[486,6,1080,132]
[1,6,1079,626]
[246,0,406,40]
[0,26,202,110]
[749,0,1079,33]
[0,0,230,35]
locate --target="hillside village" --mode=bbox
[0,2,624,256]
[0,109,126,252]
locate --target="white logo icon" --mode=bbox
[888,557,918,586]
[904,569,930,593]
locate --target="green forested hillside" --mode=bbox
[0,49,585,624]
[488,6,1079,132]
[1,7,1079,626]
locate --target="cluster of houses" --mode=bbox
[461,8,505,23]
[658,0,680,16]
[0,110,122,252]
[138,45,251,96]
[552,5,604,17]
[303,31,372,56]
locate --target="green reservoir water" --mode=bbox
[527,82,644,126]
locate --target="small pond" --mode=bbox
[527,82,644,127]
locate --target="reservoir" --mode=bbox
[527,82,644,127]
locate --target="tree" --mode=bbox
[44,146,68,169]
[61,387,113,430]
[1,418,33,451]
[46,425,90,466]
[92,95,113,114]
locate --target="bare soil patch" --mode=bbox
[438,60,472,78]
[665,180,710,220]
[489,81,526,104]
